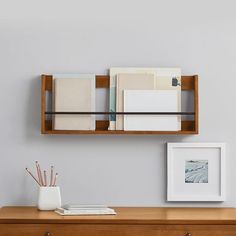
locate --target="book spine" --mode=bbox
[108,74,116,130]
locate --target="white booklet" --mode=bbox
[124,90,179,131]
[53,74,95,130]
[62,204,107,210]
[55,207,116,216]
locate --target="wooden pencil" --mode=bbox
[25,168,41,186]
[53,173,58,186]
[50,166,53,186]
[35,161,41,186]
[44,170,47,186]
[37,162,44,186]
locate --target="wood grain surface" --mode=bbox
[1,207,236,225]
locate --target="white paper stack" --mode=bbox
[55,205,116,216]
[124,90,179,131]
[53,74,95,130]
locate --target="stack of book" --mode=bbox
[109,67,182,131]
[55,205,116,216]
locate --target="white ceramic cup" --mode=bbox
[37,186,61,211]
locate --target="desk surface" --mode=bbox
[1,207,236,224]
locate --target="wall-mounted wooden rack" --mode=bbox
[41,74,198,135]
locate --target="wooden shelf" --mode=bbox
[41,74,199,135]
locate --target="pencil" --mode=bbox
[44,170,47,186]
[35,161,41,186]
[37,163,44,186]
[26,168,41,186]
[53,173,58,186]
[50,166,53,186]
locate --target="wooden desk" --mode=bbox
[1,207,236,236]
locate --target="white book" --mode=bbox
[55,207,116,216]
[62,204,107,210]
[124,90,179,131]
[53,74,95,130]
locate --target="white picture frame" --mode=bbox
[167,143,226,202]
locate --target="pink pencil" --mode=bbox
[35,161,41,186]
[50,166,53,186]
[53,173,58,186]
[37,162,44,186]
[44,170,47,186]
[26,168,41,186]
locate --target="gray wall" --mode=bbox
[0,0,236,207]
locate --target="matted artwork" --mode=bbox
[167,143,225,202]
[185,160,208,183]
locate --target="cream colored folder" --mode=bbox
[116,73,155,130]
[53,74,95,130]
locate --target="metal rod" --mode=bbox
[45,111,195,115]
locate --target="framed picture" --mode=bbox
[167,143,226,202]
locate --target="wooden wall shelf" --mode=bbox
[41,74,199,135]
